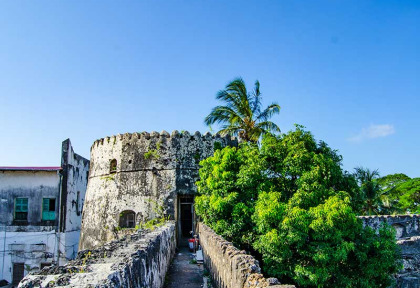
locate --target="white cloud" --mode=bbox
[348,124,395,142]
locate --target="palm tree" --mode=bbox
[354,167,388,215]
[204,78,281,142]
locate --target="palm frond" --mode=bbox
[354,167,380,183]
[224,78,252,118]
[218,125,243,137]
[255,121,281,134]
[257,103,281,121]
[215,90,244,117]
[251,80,262,115]
[204,106,244,126]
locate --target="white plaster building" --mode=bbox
[0,139,89,286]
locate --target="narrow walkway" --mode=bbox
[164,246,204,288]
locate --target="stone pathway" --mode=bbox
[164,246,205,288]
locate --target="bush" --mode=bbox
[195,126,400,287]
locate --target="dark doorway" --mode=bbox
[119,210,136,228]
[13,263,24,285]
[179,196,194,238]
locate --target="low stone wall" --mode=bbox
[359,215,420,239]
[19,222,176,288]
[198,223,295,288]
[359,215,420,288]
[396,236,420,288]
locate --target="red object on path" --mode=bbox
[188,238,199,251]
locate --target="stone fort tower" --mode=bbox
[79,130,237,250]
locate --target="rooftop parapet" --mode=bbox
[91,130,238,150]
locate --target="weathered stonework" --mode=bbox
[359,215,420,239]
[79,131,237,250]
[198,223,295,288]
[19,222,176,288]
[359,215,420,288]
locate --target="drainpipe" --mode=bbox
[56,170,63,265]
[1,222,6,280]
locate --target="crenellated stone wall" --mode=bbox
[360,215,420,288]
[19,222,176,288]
[198,223,295,288]
[359,215,420,239]
[80,130,238,250]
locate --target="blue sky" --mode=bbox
[0,1,419,177]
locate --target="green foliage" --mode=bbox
[101,174,115,181]
[391,178,420,213]
[378,173,411,190]
[196,126,400,287]
[377,173,414,214]
[139,199,169,230]
[144,149,159,160]
[354,167,384,215]
[213,141,223,151]
[194,152,201,162]
[355,172,419,215]
[204,77,281,142]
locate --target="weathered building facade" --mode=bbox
[79,130,238,250]
[0,139,89,285]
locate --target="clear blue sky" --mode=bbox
[0,1,418,177]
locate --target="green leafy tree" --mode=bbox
[204,78,280,142]
[378,173,411,191]
[391,178,420,213]
[196,126,400,287]
[377,173,411,214]
[354,167,386,215]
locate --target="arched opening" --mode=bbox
[392,223,405,239]
[110,159,117,173]
[119,210,136,228]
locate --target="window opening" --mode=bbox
[42,198,56,221]
[76,191,81,216]
[110,159,117,173]
[119,210,136,228]
[15,198,28,221]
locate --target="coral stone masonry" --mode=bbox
[79,131,238,250]
[198,223,296,288]
[19,222,176,288]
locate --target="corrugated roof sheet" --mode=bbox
[0,166,62,171]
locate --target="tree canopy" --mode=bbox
[377,174,420,214]
[195,126,400,287]
[352,171,420,215]
[204,78,281,142]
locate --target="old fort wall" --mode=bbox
[19,222,176,288]
[198,223,296,288]
[79,131,238,250]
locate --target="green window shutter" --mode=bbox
[15,198,28,212]
[15,198,28,220]
[42,198,56,221]
[43,198,50,211]
[42,211,55,221]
